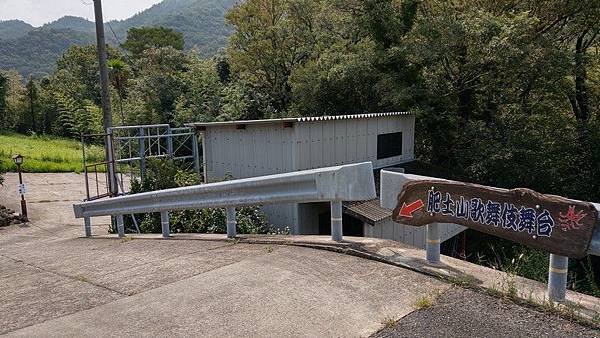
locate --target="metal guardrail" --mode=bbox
[380,170,600,303]
[74,162,377,242]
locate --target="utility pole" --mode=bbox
[93,0,118,196]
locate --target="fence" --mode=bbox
[110,124,201,193]
[380,169,600,303]
[73,162,377,242]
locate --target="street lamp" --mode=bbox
[12,154,28,221]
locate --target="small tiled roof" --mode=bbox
[344,198,392,224]
[187,112,411,128]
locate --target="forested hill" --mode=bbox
[0,20,34,39]
[0,0,237,78]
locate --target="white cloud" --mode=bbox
[0,0,163,27]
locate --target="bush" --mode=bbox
[125,158,270,235]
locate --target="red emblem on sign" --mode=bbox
[559,205,587,231]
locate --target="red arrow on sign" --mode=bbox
[399,199,425,218]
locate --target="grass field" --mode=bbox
[0,132,104,173]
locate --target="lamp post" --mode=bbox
[12,154,28,221]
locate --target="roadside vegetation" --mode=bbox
[123,159,272,235]
[0,131,103,173]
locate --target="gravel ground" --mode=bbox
[373,287,600,338]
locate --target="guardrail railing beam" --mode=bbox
[74,162,377,243]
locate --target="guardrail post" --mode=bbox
[331,200,343,242]
[226,207,236,238]
[161,211,170,239]
[548,254,568,302]
[116,215,125,238]
[426,223,441,263]
[84,217,92,237]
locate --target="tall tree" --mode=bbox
[23,77,40,133]
[122,27,185,59]
[108,59,130,125]
[226,0,322,115]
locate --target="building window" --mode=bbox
[377,132,403,159]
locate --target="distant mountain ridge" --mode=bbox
[0,20,34,40]
[0,0,237,78]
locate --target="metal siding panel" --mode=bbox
[374,222,383,238]
[265,126,274,173]
[393,221,404,242]
[322,122,335,167]
[382,220,394,240]
[299,125,311,170]
[346,119,357,162]
[283,127,294,171]
[242,128,253,178]
[310,122,323,169]
[334,120,347,165]
[366,119,378,163]
[415,228,426,249]
[404,224,415,246]
[356,119,368,162]
[273,127,284,172]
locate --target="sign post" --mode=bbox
[12,154,28,221]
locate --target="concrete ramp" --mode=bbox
[4,242,447,337]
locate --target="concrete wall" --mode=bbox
[364,220,466,249]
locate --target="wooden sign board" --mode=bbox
[391,180,598,258]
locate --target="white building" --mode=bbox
[189,112,464,248]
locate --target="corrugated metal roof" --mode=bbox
[344,198,392,224]
[187,112,412,128]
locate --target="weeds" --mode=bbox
[120,236,134,243]
[414,294,434,309]
[380,316,396,329]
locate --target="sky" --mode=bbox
[0,0,163,27]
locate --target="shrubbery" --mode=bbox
[125,159,271,235]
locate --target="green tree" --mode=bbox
[226,0,323,115]
[124,47,188,125]
[19,77,40,133]
[108,59,130,126]
[122,27,185,59]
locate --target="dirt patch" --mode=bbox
[0,205,26,227]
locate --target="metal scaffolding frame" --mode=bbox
[82,124,201,199]
[109,124,201,195]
